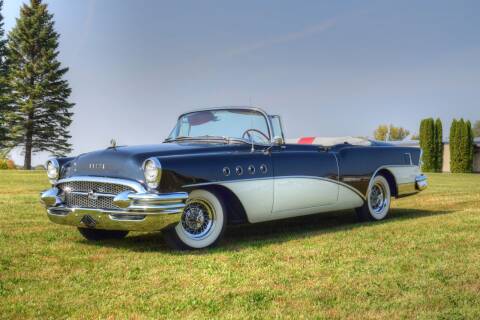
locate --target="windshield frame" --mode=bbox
[168,107,274,144]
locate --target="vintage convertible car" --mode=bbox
[40,107,427,249]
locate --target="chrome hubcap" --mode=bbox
[370,183,387,214]
[181,199,215,239]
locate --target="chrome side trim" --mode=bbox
[182,177,271,188]
[333,178,366,200]
[55,176,147,193]
[183,175,367,200]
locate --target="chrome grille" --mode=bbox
[57,181,134,210]
[58,181,132,195]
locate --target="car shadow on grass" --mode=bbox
[222,207,453,248]
[78,207,453,253]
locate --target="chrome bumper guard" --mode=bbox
[415,175,428,191]
[40,186,188,231]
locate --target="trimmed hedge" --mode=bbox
[420,118,443,172]
[450,119,474,173]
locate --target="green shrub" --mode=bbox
[434,118,443,171]
[450,119,474,173]
[449,119,458,172]
[420,118,435,172]
[0,159,8,170]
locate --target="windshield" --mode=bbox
[167,109,271,143]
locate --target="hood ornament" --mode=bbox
[109,139,117,149]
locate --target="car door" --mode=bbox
[271,144,339,216]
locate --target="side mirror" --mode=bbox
[273,136,284,145]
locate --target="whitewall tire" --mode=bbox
[356,175,391,221]
[164,189,226,250]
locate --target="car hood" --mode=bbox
[61,142,231,181]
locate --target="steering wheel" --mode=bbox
[242,129,270,144]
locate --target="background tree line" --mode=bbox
[449,119,474,173]
[419,118,443,172]
[373,118,477,173]
[419,118,476,173]
[373,124,410,141]
[0,0,73,169]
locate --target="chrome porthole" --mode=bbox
[247,165,255,175]
[180,199,216,240]
[222,167,231,176]
[235,166,243,176]
[259,164,268,174]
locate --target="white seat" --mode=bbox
[286,136,372,147]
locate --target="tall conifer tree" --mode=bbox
[465,120,473,172]
[0,0,8,148]
[5,0,73,169]
[434,118,443,172]
[449,119,458,172]
[419,119,426,169]
[419,118,435,172]
[453,119,465,173]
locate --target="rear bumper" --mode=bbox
[40,187,188,231]
[415,175,428,191]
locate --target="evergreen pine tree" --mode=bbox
[449,119,457,172]
[419,118,435,172]
[5,0,74,169]
[454,119,465,173]
[419,119,426,169]
[465,120,473,172]
[434,118,443,172]
[0,0,8,149]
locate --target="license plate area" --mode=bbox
[80,215,97,228]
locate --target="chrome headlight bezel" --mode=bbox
[46,158,60,183]
[143,158,162,190]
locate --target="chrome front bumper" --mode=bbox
[40,178,188,231]
[415,174,428,191]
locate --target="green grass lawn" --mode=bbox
[0,171,479,319]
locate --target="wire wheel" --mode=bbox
[180,199,216,240]
[367,176,391,220]
[370,183,387,213]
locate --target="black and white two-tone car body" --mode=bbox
[41,107,427,249]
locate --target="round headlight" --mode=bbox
[143,158,162,189]
[46,159,60,181]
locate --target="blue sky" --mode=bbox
[4,0,480,165]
